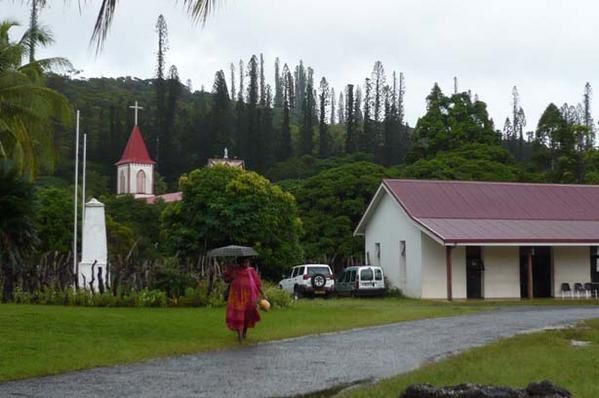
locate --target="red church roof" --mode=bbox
[356,179,599,245]
[115,125,155,165]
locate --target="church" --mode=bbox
[115,101,243,204]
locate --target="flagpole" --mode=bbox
[81,133,87,229]
[73,110,80,288]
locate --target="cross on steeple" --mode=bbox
[129,101,144,126]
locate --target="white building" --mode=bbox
[354,179,599,299]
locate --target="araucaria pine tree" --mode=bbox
[345,84,356,153]
[278,64,293,160]
[338,91,345,124]
[330,87,336,125]
[318,77,330,157]
[300,67,315,155]
[274,57,282,107]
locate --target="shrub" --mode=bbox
[136,289,167,307]
[264,282,293,309]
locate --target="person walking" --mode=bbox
[226,256,264,342]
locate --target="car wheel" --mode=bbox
[293,285,303,299]
[311,273,326,289]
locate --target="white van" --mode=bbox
[335,266,385,297]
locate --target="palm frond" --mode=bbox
[90,0,221,52]
[90,0,117,54]
[183,0,221,25]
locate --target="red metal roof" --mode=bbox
[383,179,599,244]
[116,126,155,165]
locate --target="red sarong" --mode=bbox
[226,267,261,331]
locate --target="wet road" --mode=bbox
[1,306,598,398]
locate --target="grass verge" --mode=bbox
[339,318,599,398]
[0,298,484,381]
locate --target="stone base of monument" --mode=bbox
[400,380,572,398]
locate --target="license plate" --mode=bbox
[314,290,325,295]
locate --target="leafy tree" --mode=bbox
[34,186,73,253]
[291,161,399,267]
[0,20,72,178]
[266,153,374,182]
[160,166,303,278]
[401,144,525,182]
[533,103,584,183]
[102,194,165,259]
[408,84,498,161]
[0,161,39,301]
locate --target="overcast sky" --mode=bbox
[4,0,599,128]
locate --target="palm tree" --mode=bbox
[91,0,220,52]
[0,20,72,178]
[0,161,39,302]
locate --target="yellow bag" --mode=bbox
[259,298,271,312]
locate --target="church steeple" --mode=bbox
[115,102,155,198]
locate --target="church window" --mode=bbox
[136,170,146,193]
[119,170,126,193]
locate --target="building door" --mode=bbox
[466,246,483,299]
[520,247,552,298]
[591,247,599,283]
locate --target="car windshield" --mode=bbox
[360,268,374,281]
[307,266,331,276]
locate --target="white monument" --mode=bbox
[79,198,109,292]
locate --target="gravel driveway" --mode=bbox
[1,306,598,398]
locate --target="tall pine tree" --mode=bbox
[330,87,336,125]
[318,77,330,157]
[274,57,283,107]
[300,67,315,155]
[345,84,356,153]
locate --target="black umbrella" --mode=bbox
[206,245,258,258]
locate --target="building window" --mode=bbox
[136,170,146,193]
[375,243,381,264]
[119,170,126,193]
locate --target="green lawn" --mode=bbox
[0,298,485,381]
[340,318,599,398]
